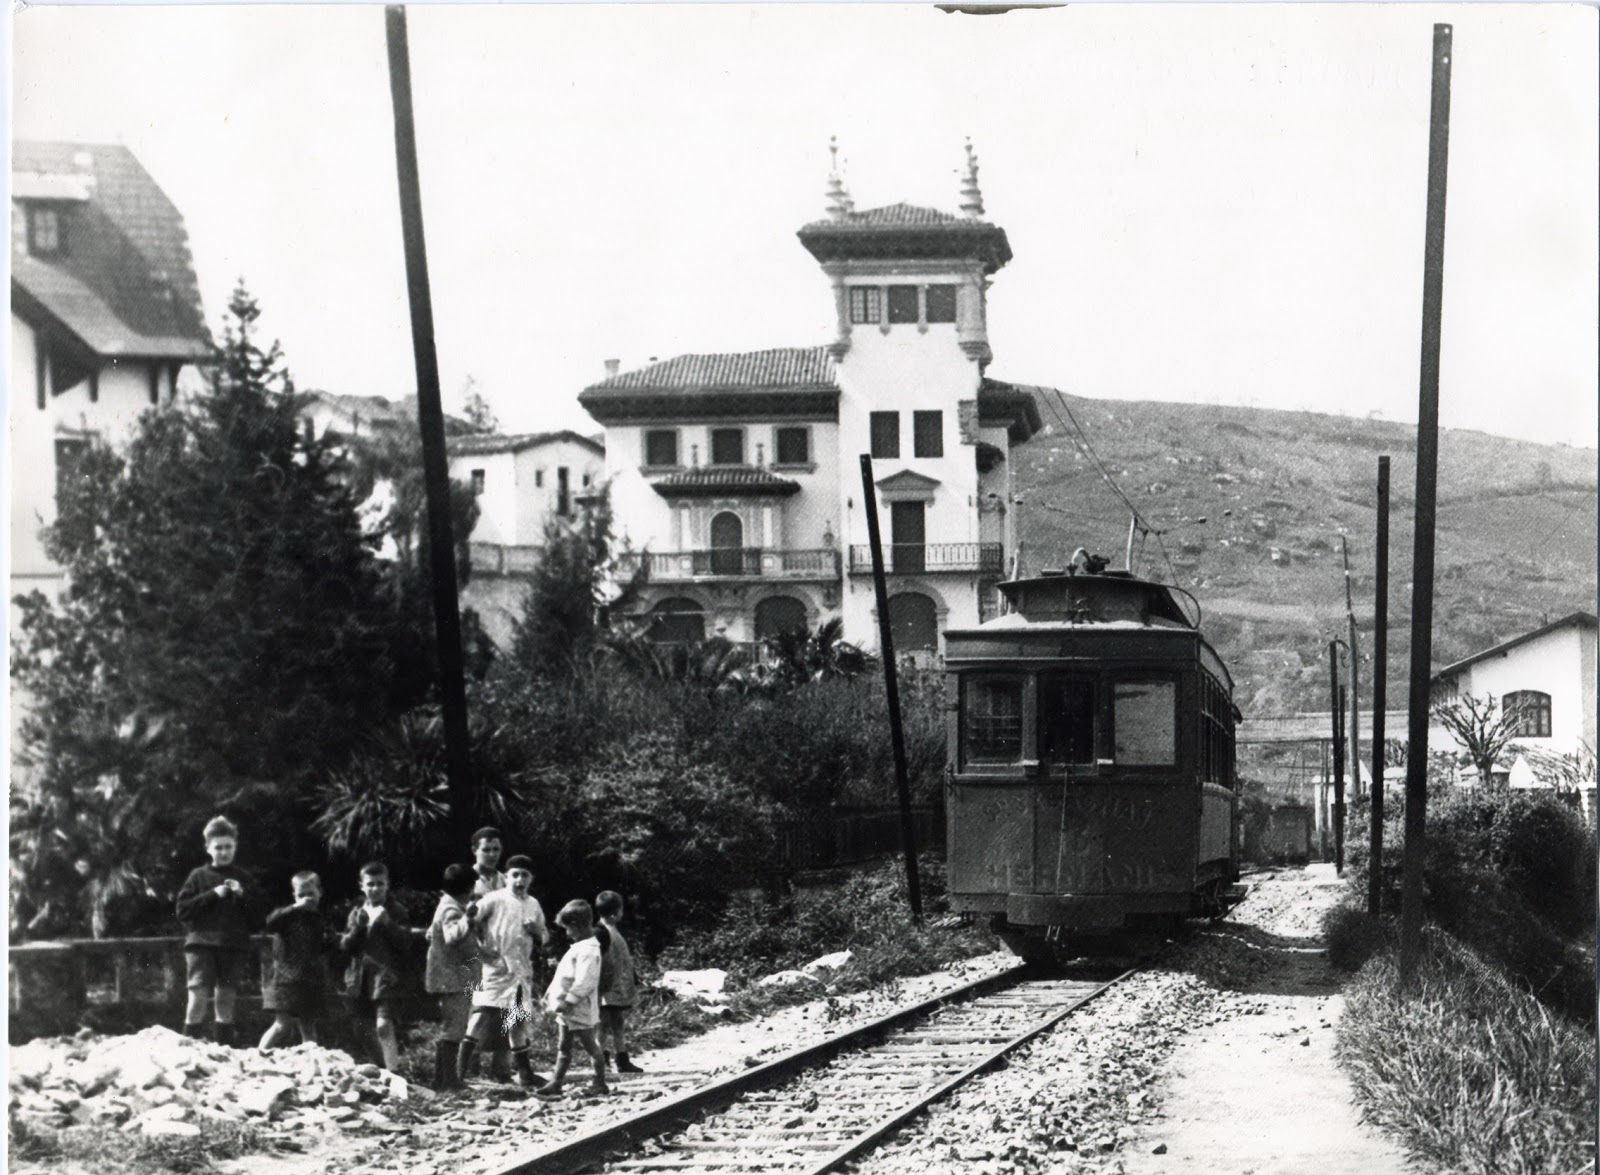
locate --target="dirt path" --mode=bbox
[1120,866,1424,1175]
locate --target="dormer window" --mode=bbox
[27,205,63,256]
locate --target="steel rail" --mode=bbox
[489,963,1133,1175]
[796,967,1133,1175]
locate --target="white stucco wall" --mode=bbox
[9,315,178,598]
[450,438,605,548]
[1448,623,1594,754]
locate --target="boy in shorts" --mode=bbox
[339,862,411,1070]
[426,863,480,1089]
[595,890,641,1073]
[536,899,608,1098]
[259,871,330,1049]
[175,815,252,1045]
[460,854,547,1088]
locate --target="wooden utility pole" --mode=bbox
[384,6,475,834]
[860,455,924,923]
[1369,456,1390,917]
[1401,24,1454,989]
[1341,536,1362,799]
[1330,646,1346,875]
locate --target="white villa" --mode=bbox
[577,144,1045,654]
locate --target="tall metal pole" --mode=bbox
[1369,456,1390,917]
[385,6,475,833]
[860,455,923,923]
[1341,536,1362,799]
[1330,646,1346,875]
[1401,24,1453,989]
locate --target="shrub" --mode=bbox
[1322,903,1391,972]
[1339,929,1596,1175]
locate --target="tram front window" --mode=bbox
[1113,678,1176,765]
[1040,676,1096,766]
[963,675,1023,763]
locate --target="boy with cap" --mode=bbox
[535,899,608,1098]
[460,854,548,1088]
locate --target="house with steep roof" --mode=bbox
[10,141,211,604]
[1430,612,1598,818]
[445,429,606,645]
[578,142,1043,653]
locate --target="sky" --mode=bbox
[10,3,1598,448]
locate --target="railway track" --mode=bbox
[491,964,1134,1175]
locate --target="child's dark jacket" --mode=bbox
[264,904,331,989]
[175,864,252,949]
[339,901,411,999]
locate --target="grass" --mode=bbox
[1337,927,1596,1175]
[7,1116,266,1175]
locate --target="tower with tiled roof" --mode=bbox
[578,145,1041,654]
[9,142,212,606]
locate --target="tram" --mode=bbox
[943,553,1245,961]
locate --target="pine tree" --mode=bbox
[11,284,424,935]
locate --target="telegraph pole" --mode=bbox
[385,6,475,835]
[1369,456,1390,917]
[1341,536,1362,799]
[1401,25,1454,989]
[1330,646,1346,875]
[860,455,924,923]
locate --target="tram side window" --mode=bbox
[1112,679,1176,765]
[1040,676,1096,766]
[963,676,1024,764]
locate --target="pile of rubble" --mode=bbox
[8,1025,431,1143]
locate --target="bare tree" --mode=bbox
[1431,692,1521,787]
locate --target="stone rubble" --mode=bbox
[7,1024,430,1145]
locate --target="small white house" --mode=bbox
[1430,612,1598,817]
[446,430,606,646]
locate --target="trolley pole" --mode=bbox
[1401,24,1454,990]
[860,455,924,924]
[1369,456,1390,917]
[385,6,475,835]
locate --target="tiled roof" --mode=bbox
[803,203,967,229]
[449,430,605,457]
[798,203,1012,272]
[11,141,209,360]
[586,348,837,393]
[650,466,801,498]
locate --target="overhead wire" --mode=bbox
[1042,388,1182,584]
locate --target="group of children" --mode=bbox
[176,817,639,1097]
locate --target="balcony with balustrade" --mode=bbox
[622,547,841,583]
[847,543,1004,575]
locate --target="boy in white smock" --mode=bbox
[459,854,548,1088]
[535,899,608,1098]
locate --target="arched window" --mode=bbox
[649,597,705,644]
[754,596,808,640]
[709,511,744,576]
[1504,691,1552,738]
[888,592,938,651]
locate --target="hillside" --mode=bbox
[1011,392,1597,715]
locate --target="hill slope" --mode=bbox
[1011,393,1596,714]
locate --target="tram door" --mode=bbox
[1035,675,1105,891]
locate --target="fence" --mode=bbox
[846,543,1004,575]
[8,931,432,1044]
[774,806,946,873]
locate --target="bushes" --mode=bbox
[1322,903,1391,973]
[1346,785,1595,1025]
[1339,930,1596,1175]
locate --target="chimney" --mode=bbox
[603,358,620,379]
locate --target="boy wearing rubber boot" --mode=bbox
[460,855,548,1089]
[426,864,480,1089]
[536,899,608,1098]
